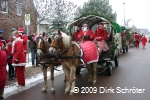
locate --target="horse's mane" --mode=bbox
[61,32,72,48]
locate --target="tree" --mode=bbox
[31,0,77,34]
[76,0,117,21]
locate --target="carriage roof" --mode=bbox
[69,15,112,29]
[68,15,121,35]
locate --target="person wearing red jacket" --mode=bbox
[94,22,109,53]
[141,35,147,49]
[18,27,28,61]
[0,43,7,100]
[73,26,81,42]
[134,32,140,48]
[6,38,14,81]
[12,32,26,87]
[78,23,94,42]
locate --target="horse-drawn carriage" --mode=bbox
[35,15,121,95]
[69,15,120,76]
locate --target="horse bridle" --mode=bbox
[36,36,46,50]
[49,34,62,51]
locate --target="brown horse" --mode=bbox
[49,31,98,95]
[35,36,61,93]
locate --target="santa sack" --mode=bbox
[80,41,99,64]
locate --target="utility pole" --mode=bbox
[123,3,126,26]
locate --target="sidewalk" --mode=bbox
[6,66,42,86]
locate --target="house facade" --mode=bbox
[0,0,37,38]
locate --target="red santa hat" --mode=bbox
[18,27,24,33]
[99,22,104,26]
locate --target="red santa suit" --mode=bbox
[78,29,94,41]
[141,36,147,47]
[94,23,109,53]
[74,31,80,42]
[0,43,7,92]
[12,34,26,86]
[18,27,28,60]
[134,32,140,48]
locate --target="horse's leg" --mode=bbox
[92,62,98,85]
[63,66,70,94]
[87,64,93,83]
[50,65,55,93]
[41,66,47,92]
[69,66,76,95]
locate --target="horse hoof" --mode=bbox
[51,90,55,94]
[41,90,47,93]
[64,91,69,94]
[92,81,96,85]
[69,92,74,95]
[88,80,92,84]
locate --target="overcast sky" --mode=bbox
[68,0,150,30]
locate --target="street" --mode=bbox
[5,43,150,100]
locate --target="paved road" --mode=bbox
[5,43,150,100]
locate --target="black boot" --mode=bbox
[8,76,12,81]
[11,75,14,80]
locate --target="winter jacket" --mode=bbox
[0,50,7,90]
[11,38,26,67]
[28,35,36,49]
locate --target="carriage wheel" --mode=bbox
[114,55,119,67]
[106,62,113,76]
[126,45,128,52]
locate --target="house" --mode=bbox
[37,19,49,35]
[0,0,37,38]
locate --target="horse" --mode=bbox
[48,31,99,95]
[35,36,61,93]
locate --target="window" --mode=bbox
[16,2,22,16]
[1,0,8,13]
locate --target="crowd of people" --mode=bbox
[0,23,148,99]
[133,32,147,49]
[0,27,47,100]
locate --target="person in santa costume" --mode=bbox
[78,23,94,42]
[12,31,26,87]
[141,35,147,49]
[134,32,140,48]
[94,22,109,53]
[18,27,28,61]
[0,43,7,100]
[73,26,81,42]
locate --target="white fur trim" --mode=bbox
[11,38,23,54]
[12,63,26,66]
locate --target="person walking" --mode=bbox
[134,32,140,48]
[28,32,38,67]
[12,31,26,87]
[6,38,14,81]
[0,43,7,100]
[141,35,147,49]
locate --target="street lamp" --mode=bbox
[123,3,125,26]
